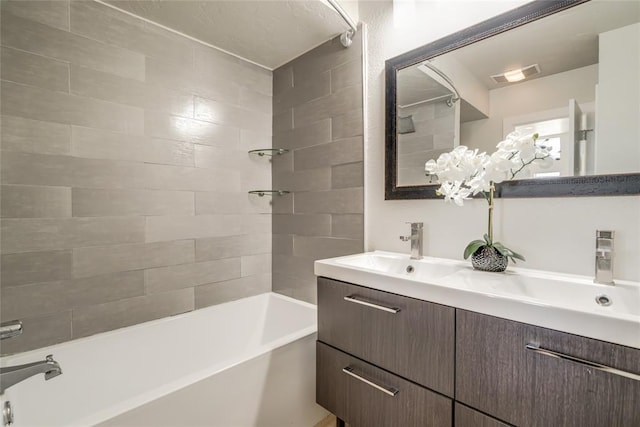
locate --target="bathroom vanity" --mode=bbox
[314,252,640,427]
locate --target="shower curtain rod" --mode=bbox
[418,62,461,107]
[326,0,357,47]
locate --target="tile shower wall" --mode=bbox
[272,32,364,304]
[0,0,272,353]
[397,102,455,186]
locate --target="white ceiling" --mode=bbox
[104,0,354,70]
[446,0,640,90]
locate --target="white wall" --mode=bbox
[595,23,640,175]
[461,64,598,154]
[336,0,360,27]
[360,0,640,281]
[435,54,490,118]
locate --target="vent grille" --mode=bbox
[491,64,541,84]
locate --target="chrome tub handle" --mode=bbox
[525,343,640,381]
[1,320,23,340]
[343,295,400,314]
[342,366,399,396]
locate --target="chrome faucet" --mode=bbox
[399,222,423,260]
[594,230,615,285]
[0,355,62,394]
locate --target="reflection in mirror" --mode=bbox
[393,0,639,188]
[396,62,460,186]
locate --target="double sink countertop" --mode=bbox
[315,251,640,349]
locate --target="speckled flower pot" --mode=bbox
[471,246,508,272]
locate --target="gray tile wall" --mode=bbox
[272,33,364,303]
[0,0,272,354]
[397,102,456,186]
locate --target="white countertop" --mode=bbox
[315,251,640,349]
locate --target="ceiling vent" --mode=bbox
[491,64,541,84]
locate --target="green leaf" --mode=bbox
[483,233,492,246]
[493,242,526,263]
[464,240,486,259]
[492,242,509,255]
[510,250,526,262]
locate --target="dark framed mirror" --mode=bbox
[385,0,640,200]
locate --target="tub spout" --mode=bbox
[0,354,62,394]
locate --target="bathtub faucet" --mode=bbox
[0,354,62,394]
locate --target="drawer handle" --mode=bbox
[525,343,640,382]
[342,366,399,396]
[343,295,400,313]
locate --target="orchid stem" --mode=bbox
[509,154,549,179]
[488,182,494,242]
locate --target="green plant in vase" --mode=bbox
[425,132,552,272]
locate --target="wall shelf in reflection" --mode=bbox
[248,190,291,197]
[248,148,289,157]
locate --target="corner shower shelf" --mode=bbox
[248,148,289,157]
[248,190,291,197]
[248,149,290,197]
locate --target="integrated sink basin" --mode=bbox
[437,268,640,317]
[315,251,640,348]
[332,251,463,280]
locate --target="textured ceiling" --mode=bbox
[104,0,353,69]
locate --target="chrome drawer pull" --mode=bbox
[525,344,640,382]
[342,366,399,396]
[343,295,400,313]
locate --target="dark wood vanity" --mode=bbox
[316,277,640,427]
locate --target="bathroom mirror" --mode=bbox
[385,0,640,199]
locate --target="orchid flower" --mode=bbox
[424,132,552,265]
[425,132,552,206]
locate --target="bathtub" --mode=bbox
[0,292,328,426]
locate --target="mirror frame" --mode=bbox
[385,0,640,200]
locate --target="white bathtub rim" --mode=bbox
[1,292,317,427]
[269,292,317,310]
[1,292,315,363]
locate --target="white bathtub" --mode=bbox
[0,293,328,426]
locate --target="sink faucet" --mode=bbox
[0,355,62,394]
[399,222,423,260]
[594,230,614,285]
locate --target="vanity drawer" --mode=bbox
[456,309,640,427]
[316,341,452,427]
[317,277,455,396]
[455,403,511,427]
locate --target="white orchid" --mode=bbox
[439,181,474,206]
[424,132,552,266]
[425,131,551,205]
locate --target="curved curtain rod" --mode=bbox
[326,0,357,47]
[419,61,461,107]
